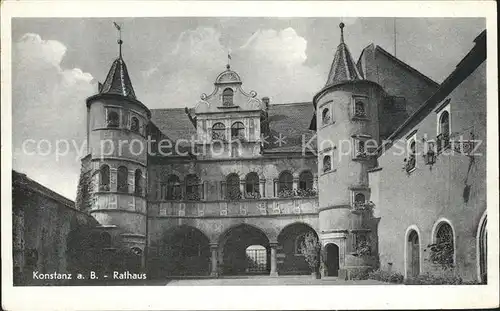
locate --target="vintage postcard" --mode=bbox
[1,1,498,310]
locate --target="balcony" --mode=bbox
[350,201,375,214]
[150,196,319,218]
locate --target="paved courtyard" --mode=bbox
[163,276,388,286]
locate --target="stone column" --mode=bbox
[210,243,218,277]
[293,177,299,191]
[240,180,246,197]
[273,178,278,197]
[313,176,318,191]
[270,243,278,276]
[259,179,266,198]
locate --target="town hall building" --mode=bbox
[12,24,487,284]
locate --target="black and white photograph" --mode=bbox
[1,1,498,310]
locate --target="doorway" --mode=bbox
[325,243,339,276]
[407,230,420,278]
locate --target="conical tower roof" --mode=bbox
[324,22,363,87]
[99,55,136,99]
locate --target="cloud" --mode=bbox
[12,33,95,199]
[140,26,323,108]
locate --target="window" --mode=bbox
[222,88,234,106]
[354,193,366,204]
[185,174,200,201]
[99,164,110,191]
[323,155,332,173]
[134,169,142,196]
[278,171,293,193]
[356,140,366,158]
[354,99,366,117]
[245,172,260,198]
[117,166,128,193]
[322,108,331,125]
[299,171,313,190]
[226,173,241,200]
[231,122,245,140]
[167,175,182,200]
[131,117,140,133]
[107,111,119,128]
[212,123,226,141]
[434,222,454,266]
[437,111,450,151]
[406,140,416,172]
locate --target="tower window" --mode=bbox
[222,88,234,106]
[107,111,119,128]
[322,108,331,125]
[323,155,332,173]
[131,117,140,133]
[212,123,226,141]
[99,164,110,191]
[354,193,366,204]
[134,169,142,196]
[231,122,245,140]
[117,166,129,193]
[245,172,260,198]
[354,100,366,118]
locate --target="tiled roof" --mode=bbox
[99,56,137,99]
[325,23,363,87]
[149,102,316,153]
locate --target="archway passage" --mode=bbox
[479,217,487,283]
[162,226,210,276]
[407,230,420,278]
[325,243,340,276]
[219,224,270,275]
[277,223,318,275]
[246,245,268,273]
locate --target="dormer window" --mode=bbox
[212,123,226,141]
[322,108,331,125]
[231,122,245,140]
[223,88,234,106]
[107,111,119,128]
[131,116,140,133]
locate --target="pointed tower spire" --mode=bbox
[324,22,363,87]
[99,22,136,99]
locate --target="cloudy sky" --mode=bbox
[12,17,485,199]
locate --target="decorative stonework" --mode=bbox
[258,202,267,215]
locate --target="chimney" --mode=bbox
[262,97,270,109]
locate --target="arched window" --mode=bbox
[322,108,331,125]
[99,164,110,191]
[222,88,234,106]
[231,122,245,140]
[212,122,226,141]
[134,169,142,196]
[131,117,140,133]
[439,111,450,136]
[167,175,182,200]
[185,174,200,201]
[278,171,293,193]
[354,193,366,204]
[323,155,331,173]
[434,222,454,266]
[245,172,260,198]
[226,173,241,200]
[107,111,119,128]
[299,171,313,190]
[117,166,129,193]
[354,100,366,117]
[406,140,416,172]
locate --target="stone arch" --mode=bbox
[277,222,319,275]
[159,225,211,276]
[404,225,422,279]
[430,218,456,265]
[218,223,271,275]
[476,210,487,283]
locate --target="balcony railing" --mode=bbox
[350,201,375,213]
[436,132,450,152]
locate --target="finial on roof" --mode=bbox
[113,22,123,58]
[339,22,345,44]
[227,50,232,70]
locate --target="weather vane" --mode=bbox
[113,22,123,58]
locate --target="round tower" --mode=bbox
[85,34,150,269]
[313,23,384,275]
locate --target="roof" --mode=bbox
[12,170,75,209]
[325,23,363,87]
[99,56,137,99]
[150,102,316,153]
[377,29,486,153]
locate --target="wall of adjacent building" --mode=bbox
[369,60,486,281]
